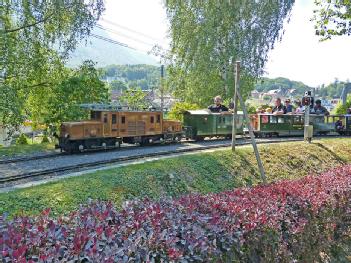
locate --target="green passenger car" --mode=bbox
[183,110,244,140]
[253,114,338,137]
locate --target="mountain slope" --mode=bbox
[66,27,158,67]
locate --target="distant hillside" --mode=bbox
[255,77,348,98]
[255,77,312,96]
[99,64,160,90]
[66,27,158,67]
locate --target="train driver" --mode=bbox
[208,96,229,113]
[272,98,287,115]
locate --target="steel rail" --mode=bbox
[0,137,306,185]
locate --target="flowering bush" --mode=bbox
[1,166,351,262]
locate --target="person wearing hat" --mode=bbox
[313,99,329,115]
[285,99,293,113]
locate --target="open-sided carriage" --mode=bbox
[251,114,348,137]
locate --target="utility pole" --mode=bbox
[160,65,164,112]
[231,61,239,152]
[231,61,267,184]
[303,91,313,143]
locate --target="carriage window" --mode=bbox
[270,116,277,123]
[156,114,161,123]
[293,116,302,124]
[90,111,101,120]
[121,116,126,124]
[277,117,285,123]
[103,114,108,123]
[261,115,269,124]
[112,114,117,124]
[150,116,155,123]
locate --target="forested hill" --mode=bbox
[99,64,160,90]
[255,77,312,94]
[67,27,158,67]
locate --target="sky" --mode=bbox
[101,0,351,87]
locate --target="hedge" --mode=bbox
[1,165,351,262]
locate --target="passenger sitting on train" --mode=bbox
[208,96,229,112]
[335,119,344,131]
[285,99,293,113]
[294,100,304,113]
[272,98,287,115]
[312,99,329,115]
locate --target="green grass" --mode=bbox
[1,138,351,217]
[0,142,55,158]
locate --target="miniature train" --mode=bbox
[57,106,350,153]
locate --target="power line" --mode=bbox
[90,33,136,50]
[101,18,163,43]
[96,24,155,47]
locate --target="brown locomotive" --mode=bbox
[57,105,182,153]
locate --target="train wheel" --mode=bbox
[195,136,204,141]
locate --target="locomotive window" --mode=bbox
[112,114,117,124]
[150,116,155,123]
[103,114,108,123]
[157,114,161,123]
[90,111,101,120]
[121,116,126,124]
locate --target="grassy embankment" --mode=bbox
[0,143,55,158]
[0,138,350,217]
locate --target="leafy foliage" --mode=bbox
[1,165,351,261]
[313,0,351,40]
[26,61,108,128]
[167,102,200,121]
[334,93,351,114]
[16,134,28,145]
[0,1,105,127]
[164,0,295,107]
[41,135,50,144]
[119,88,149,109]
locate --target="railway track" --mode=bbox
[0,137,306,185]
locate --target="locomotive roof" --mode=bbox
[80,103,162,113]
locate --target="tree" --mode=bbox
[26,61,108,128]
[167,102,199,121]
[164,0,294,107]
[119,88,149,109]
[313,0,351,40]
[110,80,128,91]
[0,1,105,127]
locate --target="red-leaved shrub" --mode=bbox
[1,166,351,262]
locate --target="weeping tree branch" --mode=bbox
[4,13,54,33]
